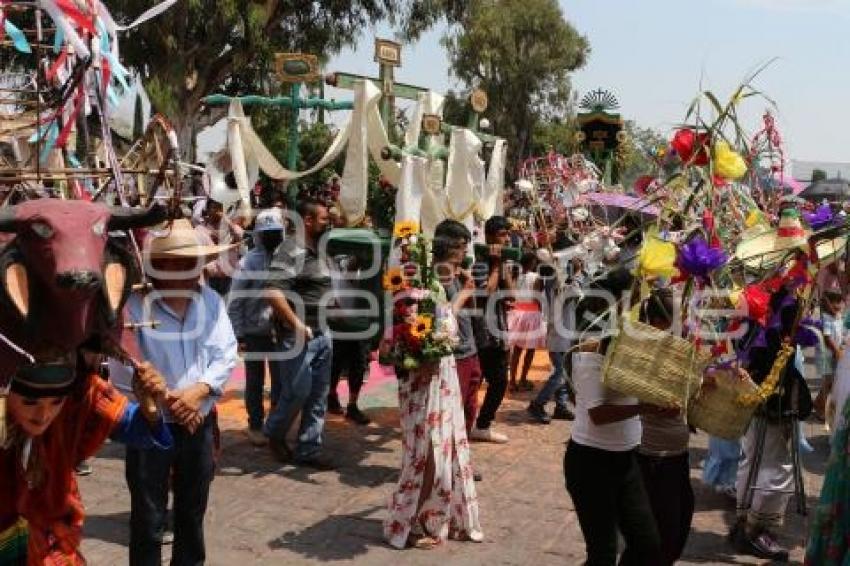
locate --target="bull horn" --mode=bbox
[103,262,127,314]
[107,203,169,231]
[5,262,29,318]
[0,207,18,233]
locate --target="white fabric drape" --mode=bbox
[444,129,484,223]
[479,139,506,219]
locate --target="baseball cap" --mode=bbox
[254,209,284,232]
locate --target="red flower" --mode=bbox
[634,175,655,196]
[671,129,710,166]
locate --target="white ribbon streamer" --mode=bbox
[39,0,90,59]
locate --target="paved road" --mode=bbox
[80,353,826,565]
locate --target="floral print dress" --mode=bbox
[384,355,484,548]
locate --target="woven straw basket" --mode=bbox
[687,369,759,440]
[602,320,711,409]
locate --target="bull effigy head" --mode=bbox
[0,199,166,323]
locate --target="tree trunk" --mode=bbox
[172,116,196,164]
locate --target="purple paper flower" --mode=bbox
[676,236,728,279]
[803,204,835,231]
[796,319,822,348]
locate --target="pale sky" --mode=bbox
[325,0,850,163]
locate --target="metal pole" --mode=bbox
[287,82,301,207]
[379,62,394,142]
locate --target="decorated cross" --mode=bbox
[325,38,428,143]
[203,53,354,205]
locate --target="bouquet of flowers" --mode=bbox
[379,221,459,371]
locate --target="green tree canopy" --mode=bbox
[443,0,589,176]
[110,0,470,159]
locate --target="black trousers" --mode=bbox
[636,452,694,566]
[330,339,370,399]
[126,416,215,566]
[565,440,662,566]
[475,345,508,430]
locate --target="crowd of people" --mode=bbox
[6,182,850,565]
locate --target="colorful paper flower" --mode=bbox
[713,141,748,180]
[739,284,770,327]
[393,220,419,239]
[803,203,835,231]
[638,234,678,279]
[676,236,728,279]
[671,129,710,166]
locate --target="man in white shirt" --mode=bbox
[111,219,238,566]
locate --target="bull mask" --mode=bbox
[0,200,166,321]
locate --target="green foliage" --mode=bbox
[812,169,827,183]
[367,162,397,231]
[618,121,667,189]
[530,117,579,157]
[443,0,589,174]
[108,0,458,157]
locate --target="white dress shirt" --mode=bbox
[110,285,238,422]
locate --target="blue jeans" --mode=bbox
[243,334,283,430]
[535,351,572,409]
[263,332,332,459]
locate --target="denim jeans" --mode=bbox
[263,332,332,459]
[243,334,283,430]
[534,351,572,409]
[126,416,214,566]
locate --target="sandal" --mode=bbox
[408,535,440,550]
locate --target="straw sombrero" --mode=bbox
[145,219,238,261]
[735,209,811,270]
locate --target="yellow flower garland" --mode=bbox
[736,344,794,407]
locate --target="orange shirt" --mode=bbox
[0,374,127,564]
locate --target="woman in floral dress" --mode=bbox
[382,222,484,549]
[384,352,484,549]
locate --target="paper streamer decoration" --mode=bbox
[105,0,177,31]
[4,19,31,53]
[39,0,91,59]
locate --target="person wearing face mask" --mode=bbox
[263,198,337,470]
[0,350,171,565]
[228,209,286,446]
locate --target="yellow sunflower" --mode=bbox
[393,220,419,239]
[409,315,433,339]
[383,267,406,292]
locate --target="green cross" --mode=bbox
[203,53,354,205]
